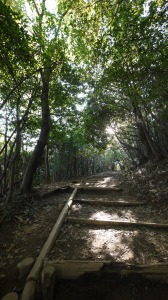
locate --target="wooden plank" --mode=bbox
[45,260,106,279]
[86,179,102,182]
[45,260,168,281]
[67,217,168,229]
[78,186,122,191]
[74,199,146,206]
[41,186,72,198]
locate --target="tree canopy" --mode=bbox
[0,0,167,200]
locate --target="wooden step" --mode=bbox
[74,199,146,206]
[44,260,168,282]
[78,186,122,191]
[67,217,168,229]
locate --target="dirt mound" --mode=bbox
[120,157,168,213]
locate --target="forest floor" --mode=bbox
[0,157,168,299]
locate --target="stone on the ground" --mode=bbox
[1,292,18,300]
[17,257,34,279]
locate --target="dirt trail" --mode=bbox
[48,176,168,265]
[0,172,168,299]
[0,190,71,297]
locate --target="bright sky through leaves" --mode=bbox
[25,0,57,18]
[45,0,57,12]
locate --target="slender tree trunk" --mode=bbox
[3,113,8,193]
[21,67,52,193]
[132,102,161,161]
[45,143,50,183]
[6,122,21,202]
[92,156,95,175]
[0,111,9,194]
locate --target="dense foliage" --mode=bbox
[0,0,167,201]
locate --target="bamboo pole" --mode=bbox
[21,188,78,300]
[67,217,168,229]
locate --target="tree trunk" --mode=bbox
[5,93,22,202]
[132,102,161,161]
[21,67,52,193]
[6,120,21,202]
[45,143,50,183]
[3,113,8,193]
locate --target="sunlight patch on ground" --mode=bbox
[90,211,113,220]
[88,229,139,261]
[85,176,120,187]
[90,210,138,222]
[85,180,102,186]
[102,177,115,184]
